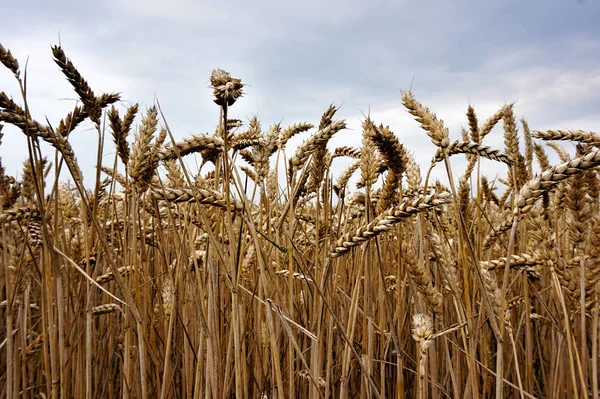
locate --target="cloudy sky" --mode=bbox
[1,0,599,192]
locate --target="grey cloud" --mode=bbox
[1,0,599,189]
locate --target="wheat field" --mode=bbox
[1,42,600,398]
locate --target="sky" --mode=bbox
[1,0,599,194]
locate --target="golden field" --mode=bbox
[1,42,599,398]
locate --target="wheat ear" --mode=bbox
[331,191,451,257]
[150,187,244,211]
[433,140,513,165]
[514,148,600,215]
[401,91,450,149]
[159,134,224,161]
[533,129,600,146]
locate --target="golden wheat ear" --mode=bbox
[467,105,479,142]
[331,191,452,257]
[128,106,159,189]
[159,133,224,161]
[51,45,99,119]
[433,140,513,165]
[209,68,244,106]
[279,121,313,148]
[402,91,450,149]
[515,148,600,215]
[289,119,346,179]
[0,43,20,77]
[533,129,600,146]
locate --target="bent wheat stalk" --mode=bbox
[159,133,224,161]
[332,146,362,159]
[150,186,244,210]
[289,119,346,177]
[433,140,513,165]
[533,129,600,146]
[514,148,600,215]
[331,191,452,257]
